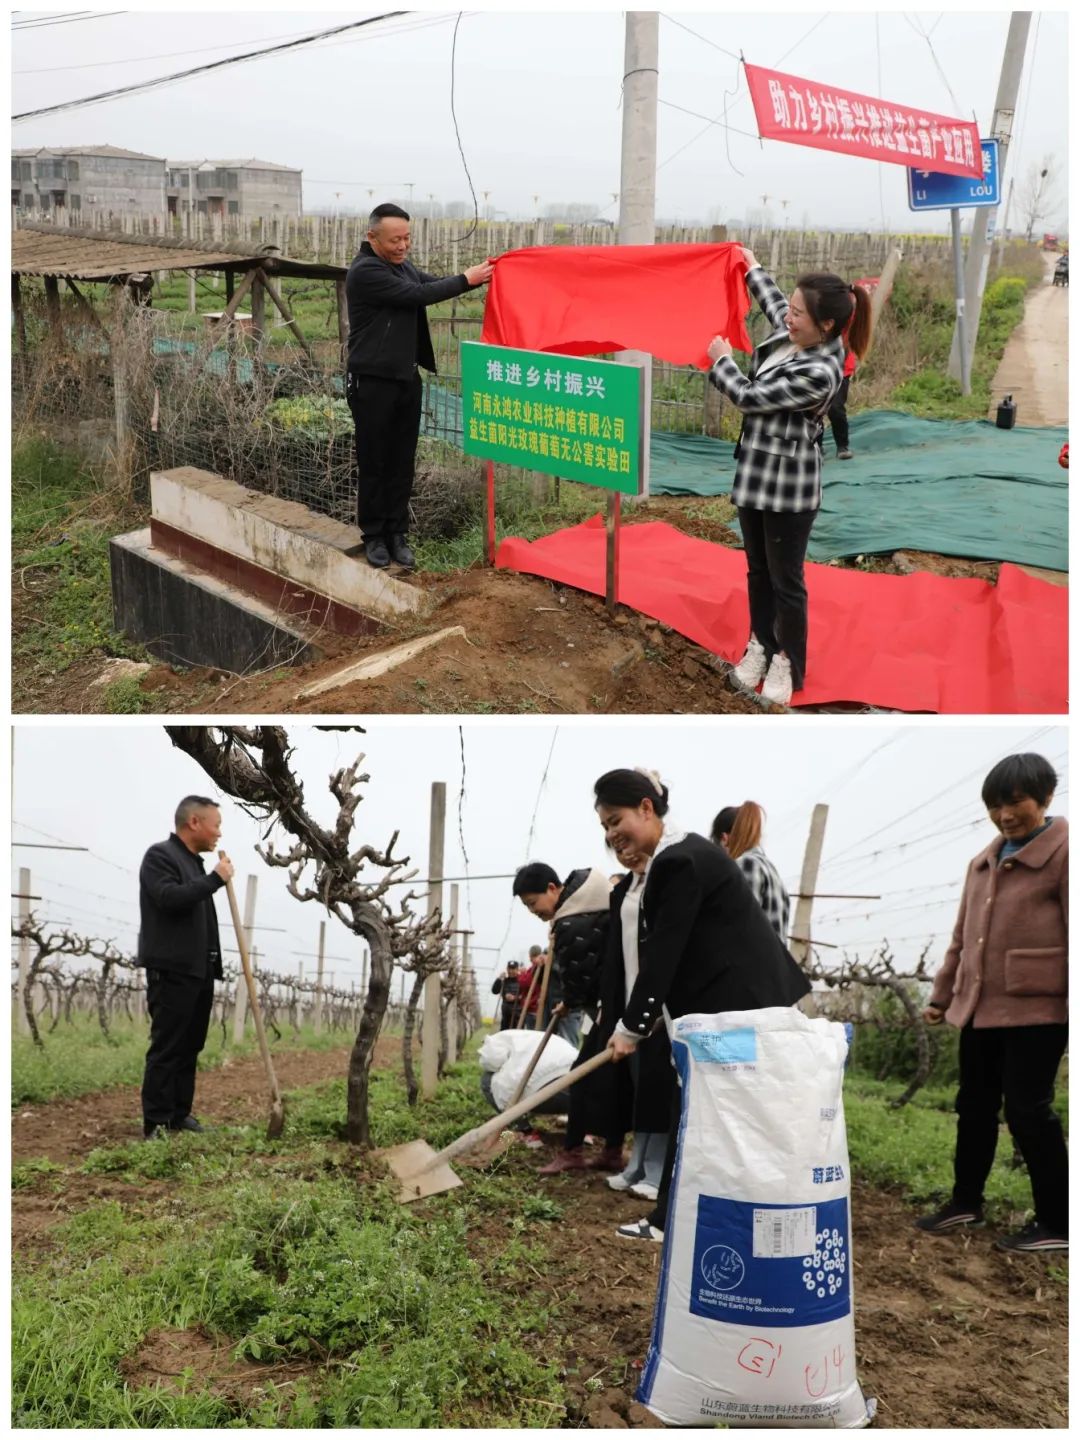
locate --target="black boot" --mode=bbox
[364,537,390,569]
[389,534,415,569]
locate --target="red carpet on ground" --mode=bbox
[495,518,1067,713]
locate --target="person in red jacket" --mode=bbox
[917,753,1068,1253]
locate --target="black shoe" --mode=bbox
[995,1222,1068,1253]
[915,1201,985,1234]
[364,537,391,569]
[616,1217,664,1243]
[170,1116,204,1134]
[143,1124,170,1142]
[389,534,415,569]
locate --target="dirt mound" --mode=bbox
[135,568,762,716]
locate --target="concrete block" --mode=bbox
[150,467,431,624]
[110,528,321,673]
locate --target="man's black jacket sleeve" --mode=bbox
[140,846,224,914]
[349,265,472,310]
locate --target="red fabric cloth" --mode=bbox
[1058,443,1069,469]
[481,243,752,368]
[842,349,858,378]
[744,63,983,179]
[495,518,1067,714]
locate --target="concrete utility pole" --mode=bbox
[789,805,829,966]
[421,782,446,1099]
[947,10,1031,381]
[617,10,658,468]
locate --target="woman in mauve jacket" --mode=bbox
[917,753,1068,1253]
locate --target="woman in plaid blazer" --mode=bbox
[706,247,873,704]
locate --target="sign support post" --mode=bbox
[605,492,621,614]
[949,208,971,397]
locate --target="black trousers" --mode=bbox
[952,1022,1069,1233]
[827,376,851,451]
[346,371,423,539]
[738,504,819,691]
[141,968,215,1131]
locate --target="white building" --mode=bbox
[165,158,302,221]
[11,144,166,217]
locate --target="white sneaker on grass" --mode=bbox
[761,652,793,705]
[732,636,768,689]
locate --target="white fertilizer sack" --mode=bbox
[637,1007,873,1429]
[477,1030,579,1110]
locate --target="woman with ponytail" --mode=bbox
[593,767,810,1243]
[706,248,874,704]
[710,801,791,944]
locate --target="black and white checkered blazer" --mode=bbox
[709,267,845,513]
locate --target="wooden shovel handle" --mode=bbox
[223,877,283,1109]
[413,1048,613,1177]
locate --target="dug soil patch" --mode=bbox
[119,1325,312,1407]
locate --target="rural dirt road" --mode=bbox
[12,1043,1069,1429]
[990,251,1068,426]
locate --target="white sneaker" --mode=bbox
[630,1181,659,1201]
[732,636,768,689]
[761,652,793,705]
[607,1172,637,1191]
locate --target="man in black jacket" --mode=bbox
[137,796,234,1140]
[345,203,494,570]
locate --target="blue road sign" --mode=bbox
[907,139,1000,211]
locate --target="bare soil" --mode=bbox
[11,1045,1068,1428]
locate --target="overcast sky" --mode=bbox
[11,721,1068,1004]
[9,8,1069,232]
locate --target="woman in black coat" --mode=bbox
[594,766,811,1241]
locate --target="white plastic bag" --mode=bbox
[638,1006,873,1428]
[477,1030,579,1110]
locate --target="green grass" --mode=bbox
[12,437,148,681]
[413,476,599,572]
[11,1013,353,1107]
[884,267,1042,420]
[13,1059,566,1428]
[844,1072,1067,1221]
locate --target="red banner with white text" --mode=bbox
[744,63,983,179]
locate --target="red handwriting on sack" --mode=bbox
[738,1339,782,1378]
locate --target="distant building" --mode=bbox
[11,144,166,217]
[165,158,302,221]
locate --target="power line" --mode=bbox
[447,10,480,243]
[12,11,408,121]
[904,11,965,115]
[494,726,559,959]
[659,13,740,62]
[13,20,345,72]
[12,11,122,30]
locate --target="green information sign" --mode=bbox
[460,341,647,496]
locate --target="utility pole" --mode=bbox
[789,805,829,966]
[421,782,446,1099]
[617,10,658,492]
[947,11,1031,381]
[231,874,257,1043]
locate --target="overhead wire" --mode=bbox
[12,11,408,121]
[12,10,122,29]
[493,726,560,960]
[447,10,480,243]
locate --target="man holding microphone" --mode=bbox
[138,796,234,1141]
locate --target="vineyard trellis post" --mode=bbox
[16,865,31,1035]
[232,873,258,1042]
[443,883,460,1072]
[790,803,829,966]
[422,781,446,1100]
[313,919,326,1034]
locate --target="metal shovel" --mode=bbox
[382,1047,612,1203]
[223,874,286,1139]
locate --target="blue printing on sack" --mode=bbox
[685,1027,757,1065]
[637,1036,692,1404]
[690,1194,852,1329]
